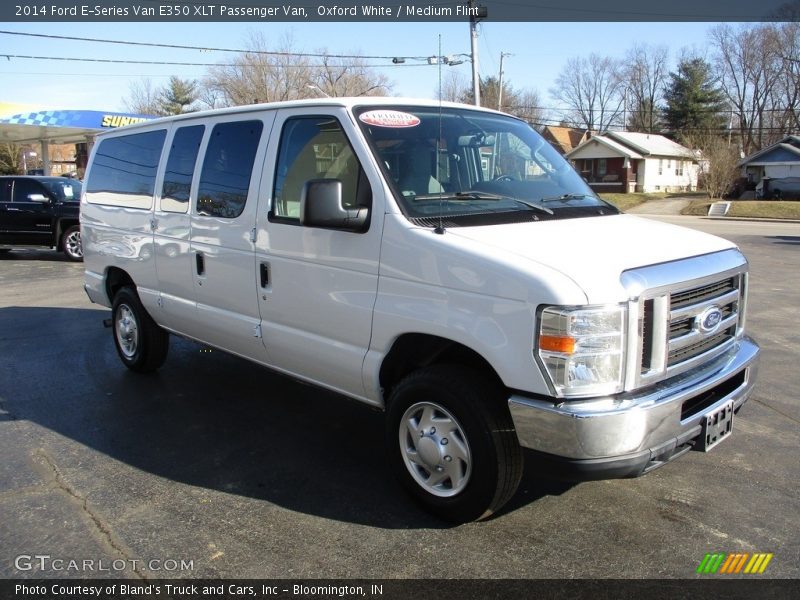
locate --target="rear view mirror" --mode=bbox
[28,194,50,203]
[457,133,496,147]
[300,179,368,232]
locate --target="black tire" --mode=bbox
[61,225,83,261]
[111,286,169,373]
[386,364,523,523]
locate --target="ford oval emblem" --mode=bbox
[697,306,723,334]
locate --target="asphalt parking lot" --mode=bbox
[0,216,798,581]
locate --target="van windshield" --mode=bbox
[354,105,617,225]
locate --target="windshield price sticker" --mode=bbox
[359,110,421,128]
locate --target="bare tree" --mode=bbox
[622,44,669,133]
[196,86,225,111]
[774,22,800,136]
[438,73,545,124]
[0,143,21,175]
[312,54,392,97]
[435,70,469,103]
[513,89,546,125]
[683,131,740,199]
[550,53,625,132]
[203,32,393,106]
[710,23,783,154]
[203,32,313,105]
[123,78,162,115]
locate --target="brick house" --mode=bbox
[565,131,699,194]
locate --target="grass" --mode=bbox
[599,191,707,212]
[681,200,800,220]
[599,193,664,211]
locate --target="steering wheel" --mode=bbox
[493,174,516,182]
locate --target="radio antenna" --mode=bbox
[435,33,445,235]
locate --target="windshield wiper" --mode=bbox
[413,191,553,215]
[540,193,591,203]
[411,192,499,201]
[462,192,554,215]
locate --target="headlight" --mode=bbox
[536,304,626,398]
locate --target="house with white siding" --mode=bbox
[565,131,700,194]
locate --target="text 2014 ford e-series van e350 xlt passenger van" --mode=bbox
[81,98,760,522]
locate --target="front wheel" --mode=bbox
[61,225,83,261]
[112,286,169,372]
[386,364,523,522]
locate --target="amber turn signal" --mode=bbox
[539,335,576,354]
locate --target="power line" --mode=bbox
[1,53,437,68]
[0,70,175,78]
[0,30,444,63]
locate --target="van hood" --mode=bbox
[447,214,736,303]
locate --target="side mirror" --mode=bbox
[300,179,368,232]
[28,193,50,203]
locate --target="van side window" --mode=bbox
[85,130,167,209]
[197,120,263,219]
[161,125,204,214]
[272,116,370,221]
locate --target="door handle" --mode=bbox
[259,262,269,288]
[195,252,205,276]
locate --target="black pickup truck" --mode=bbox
[0,176,83,261]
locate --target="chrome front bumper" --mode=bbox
[508,336,759,478]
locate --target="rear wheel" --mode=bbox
[386,364,523,522]
[111,286,169,372]
[61,225,83,261]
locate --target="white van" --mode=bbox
[81,98,759,522]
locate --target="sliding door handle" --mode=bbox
[195,252,205,276]
[259,262,269,288]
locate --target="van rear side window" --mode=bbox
[85,129,167,209]
[197,120,263,219]
[161,125,205,214]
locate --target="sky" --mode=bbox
[0,21,720,115]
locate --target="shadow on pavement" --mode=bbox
[0,248,71,262]
[0,305,574,529]
[768,236,800,245]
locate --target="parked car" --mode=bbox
[81,98,759,522]
[756,176,800,200]
[0,176,83,260]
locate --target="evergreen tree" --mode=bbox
[158,76,199,115]
[663,58,727,137]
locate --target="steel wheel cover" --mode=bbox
[115,304,139,358]
[399,401,472,497]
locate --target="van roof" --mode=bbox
[93,97,509,138]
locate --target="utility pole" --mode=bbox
[622,88,627,131]
[497,52,511,111]
[469,0,481,106]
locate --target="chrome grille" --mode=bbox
[670,277,737,309]
[664,276,740,370]
[668,330,734,365]
[621,250,749,391]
